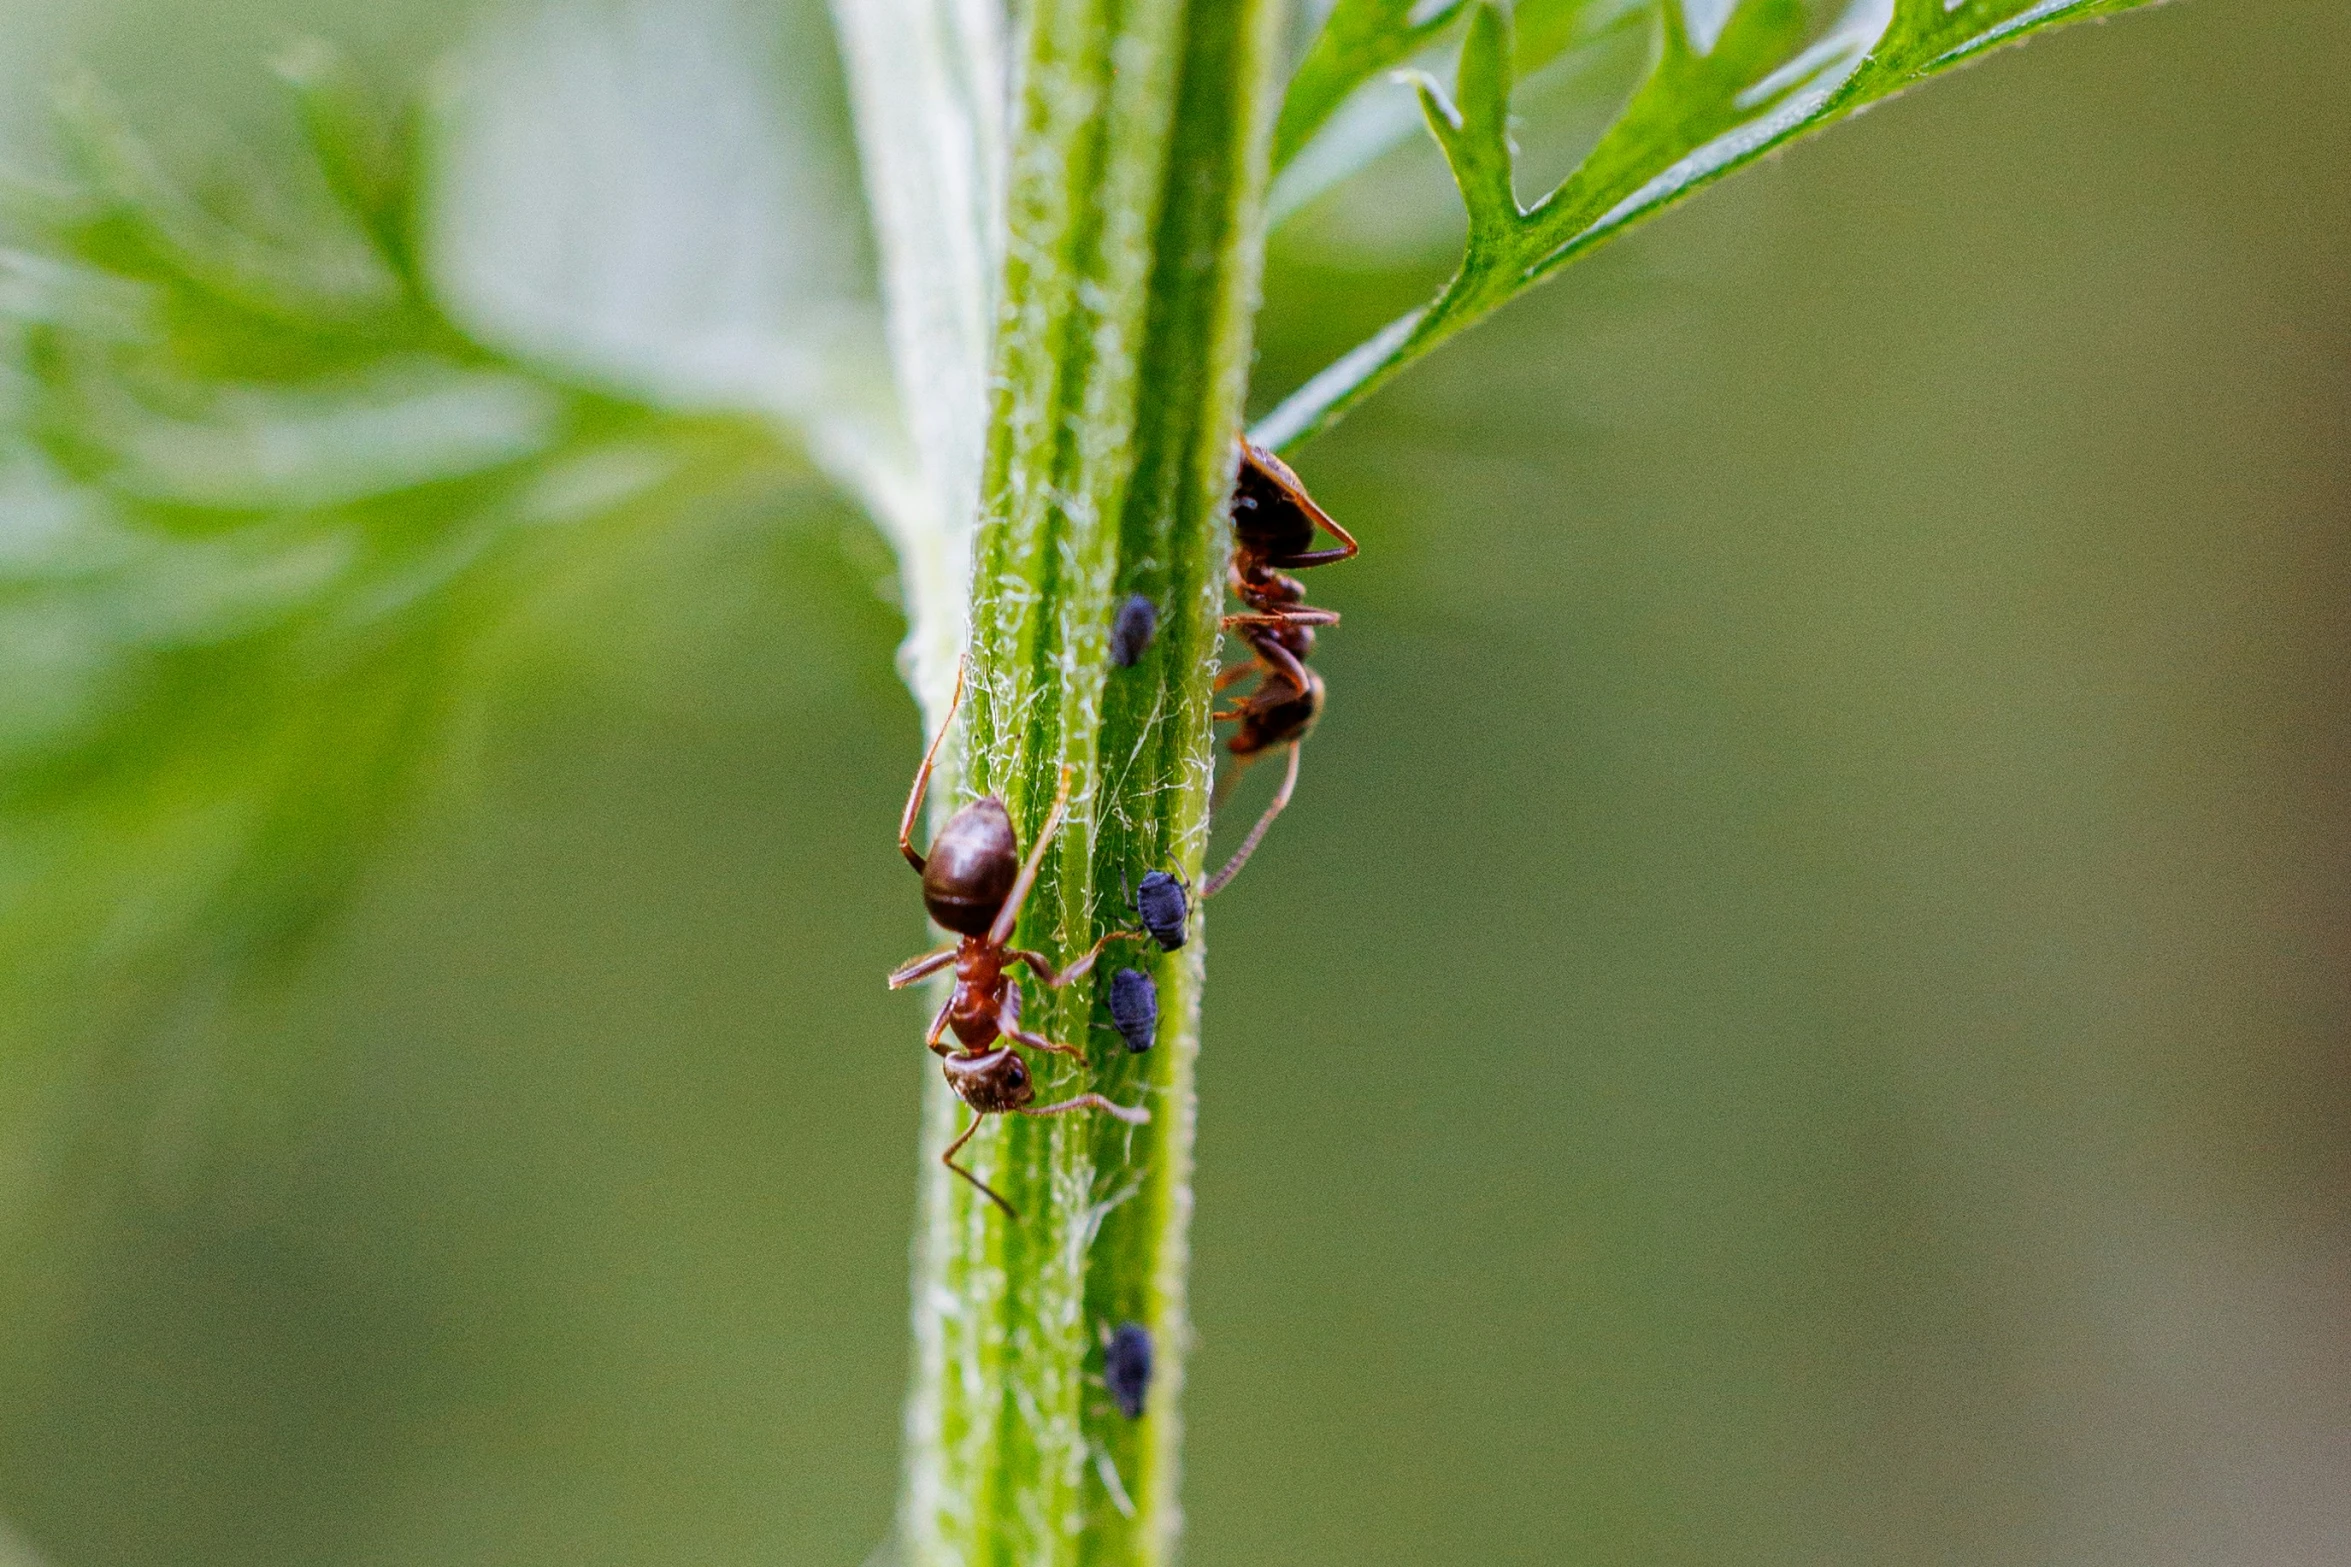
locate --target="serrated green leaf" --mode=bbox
[1267,0,1646,227]
[1275,0,1471,174]
[1412,1,1517,244]
[827,0,1006,721]
[1256,0,2167,449]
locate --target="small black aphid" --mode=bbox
[1104,1321,1153,1420]
[1106,967,1158,1054]
[1109,593,1158,668]
[1132,869,1189,951]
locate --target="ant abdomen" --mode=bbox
[922,797,1018,934]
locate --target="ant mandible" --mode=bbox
[887,663,1150,1216]
[1204,438,1356,894]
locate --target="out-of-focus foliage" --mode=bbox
[3,1,2344,1565]
[1256,0,2164,447]
[824,0,1005,722]
[0,25,824,1183]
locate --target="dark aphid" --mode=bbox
[1131,869,1189,952]
[1106,966,1158,1054]
[1109,593,1158,668]
[1104,1321,1153,1420]
[891,660,1151,1218]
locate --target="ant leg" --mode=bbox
[1214,648,1307,725]
[925,993,957,1056]
[1213,662,1259,692]
[1004,1025,1086,1063]
[888,945,958,989]
[942,1111,1016,1217]
[1203,740,1302,897]
[1017,1093,1150,1127]
[996,981,1084,1062]
[1008,928,1144,990]
[1240,640,1311,708]
[1222,608,1340,629]
[985,765,1075,950]
[899,657,969,873]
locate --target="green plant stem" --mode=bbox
[891,0,1281,1562]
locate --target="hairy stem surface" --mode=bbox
[894,0,1282,1562]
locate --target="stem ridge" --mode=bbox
[895,0,1284,1560]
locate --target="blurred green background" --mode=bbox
[1,0,2347,1564]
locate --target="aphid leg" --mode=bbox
[1018,1093,1151,1127]
[942,1111,1016,1217]
[899,657,969,872]
[985,765,1075,949]
[1009,928,1143,990]
[887,945,958,989]
[1203,740,1302,897]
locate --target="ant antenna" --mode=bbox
[943,1091,1151,1219]
[942,1112,1017,1216]
[899,656,970,873]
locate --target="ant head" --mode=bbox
[943,1047,1035,1113]
[923,797,1019,935]
[1233,441,1331,561]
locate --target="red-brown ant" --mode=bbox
[888,664,1149,1216]
[1205,439,1355,895]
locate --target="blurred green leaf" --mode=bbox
[1256,0,2164,449]
[0,30,817,1184]
[827,0,1005,720]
